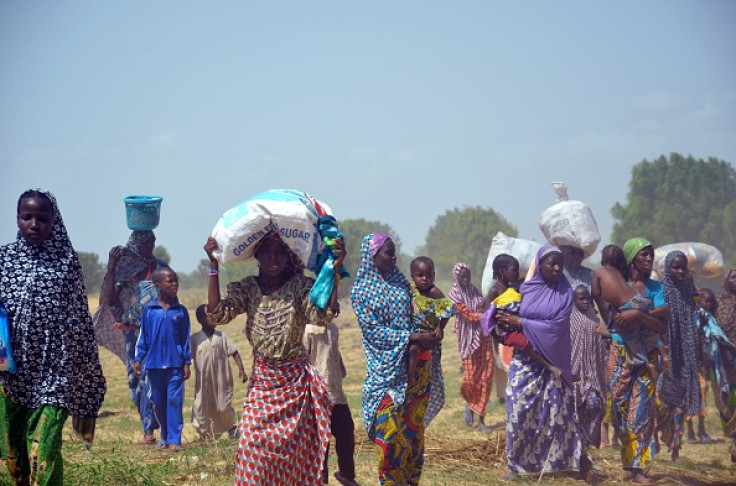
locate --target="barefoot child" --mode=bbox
[191,305,247,441]
[481,254,564,380]
[134,267,191,450]
[570,285,609,449]
[303,320,361,486]
[592,244,669,379]
[407,257,455,386]
[686,288,722,444]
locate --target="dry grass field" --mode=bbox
[1,287,735,485]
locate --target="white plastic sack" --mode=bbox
[538,182,600,258]
[653,242,724,279]
[481,232,543,295]
[211,189,331,270]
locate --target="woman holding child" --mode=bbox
[494,245,593,481]
[607,238,668,484]
[203,230,345,485]
[350,233,440,485]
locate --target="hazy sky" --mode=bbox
[2,1,735,273]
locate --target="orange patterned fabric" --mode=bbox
[460,335,495,415]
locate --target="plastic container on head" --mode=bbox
[124,195,163,230]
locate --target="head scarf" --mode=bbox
[113,230,157,283]
[350,233,413,438]
[94,229,162,364]
[658,251,701,415]
[0,189,106,421]
[449,263,483,359]
[560,245,593,291]
[716,268,736,345]
[369,232,390,258]
[623,237,652,266]
[518,245,575,387]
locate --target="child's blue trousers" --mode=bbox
[148,368,185,446]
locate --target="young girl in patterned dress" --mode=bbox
[0,189,106,485]
[204,231,345,485]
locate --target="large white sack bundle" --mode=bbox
[211,189,330,270]
[481,232,543,295]
[538,182,600,258]
[653,242,724,279]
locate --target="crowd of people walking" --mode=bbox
[1,188,735,485]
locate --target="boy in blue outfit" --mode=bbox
[134,267,191,450]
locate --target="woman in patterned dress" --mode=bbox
[494,245,593,481]
[350,233,440,485]
[657,251,702,462]
[607,238,668,484]
[0,189,107,485]
[204,231,345,486]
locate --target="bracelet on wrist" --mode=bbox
[209,269,219,276]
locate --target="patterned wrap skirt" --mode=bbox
[372,352,431,486]
[506,350,583,475]
[460,335,495,416]
[235,354,331,486]
[607,343,657,472]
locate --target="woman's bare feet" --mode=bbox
[463,404,474,427]
[630,471,653,484]
[477,416,492,433]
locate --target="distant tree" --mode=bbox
[78,251,105,293]
[421,206,517,279]
[611,153,736,267]
[154,246,171,265]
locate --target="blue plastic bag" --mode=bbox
[0,303,17,373]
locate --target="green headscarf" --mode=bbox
[623,237,652,265]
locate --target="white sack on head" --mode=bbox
[481,231,543,295]
[210,189,328,270]
[653,242,724,279]
[538,181,600,258]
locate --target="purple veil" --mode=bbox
[518,245,574,387]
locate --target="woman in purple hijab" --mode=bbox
[495,245,593,480]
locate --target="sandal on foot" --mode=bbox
[142,434,156,445]
[168,444,184,451]
[699,434,714,444]
[687,437,698,444]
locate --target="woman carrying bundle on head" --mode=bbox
[203,228,346,486]
[493,246,594,482]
